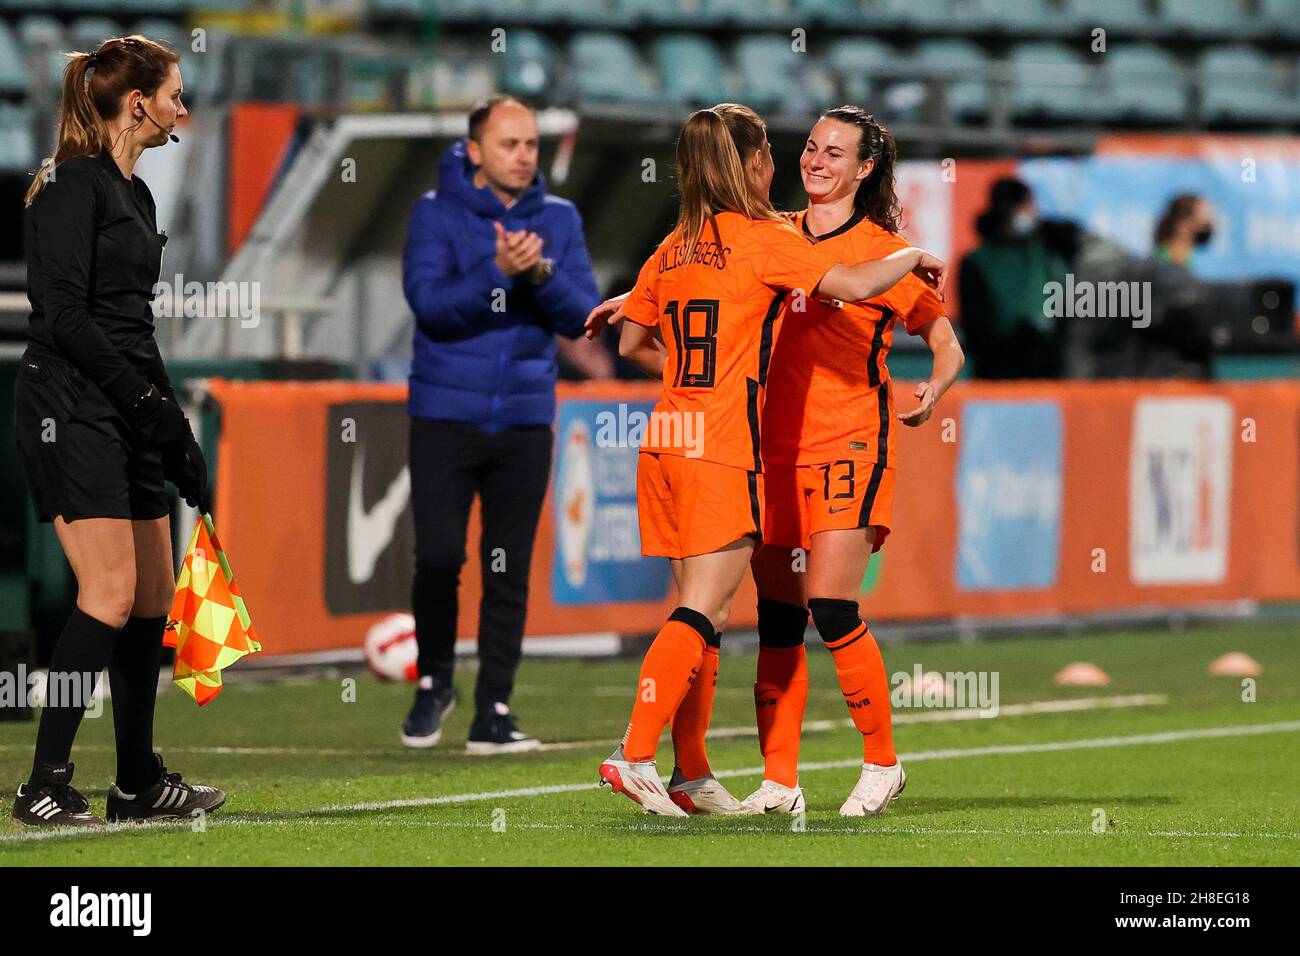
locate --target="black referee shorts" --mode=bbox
[14,352,169,524]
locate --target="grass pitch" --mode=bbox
[1,621,1297,866]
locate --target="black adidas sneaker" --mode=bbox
[401,681,458,749]
[466,702,541,755]
[12,762,104,828]
[105,753,226,822]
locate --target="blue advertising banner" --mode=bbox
[956,400,1063,591]
[551,400,672,606]
[1020,155,1300,287]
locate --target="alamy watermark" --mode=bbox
[891,665,1000,716]
[1044,274,1151,329]
[595,403,705,458]
[152,274,261,328]
[0,666,103,718]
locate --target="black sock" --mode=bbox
[109,614,166,793]
[31,608,119,780]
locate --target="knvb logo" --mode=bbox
[50,886,151,936]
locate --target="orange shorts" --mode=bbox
[637,452,763,559]
[762,459,894,553]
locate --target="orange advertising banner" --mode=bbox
[206,378,1300,657]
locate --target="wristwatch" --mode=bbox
[530,258,556,286]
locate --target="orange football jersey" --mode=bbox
[622,212,838,471]
[761,210,945,468]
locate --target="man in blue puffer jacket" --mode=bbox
[400,96,599,753]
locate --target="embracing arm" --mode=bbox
[816,247,945,304]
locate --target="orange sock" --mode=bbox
[755,645,808,787]
[671,641,719,780]
[810,598,896,767]
[623,608,712,763]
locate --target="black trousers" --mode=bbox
[409,417,553,714]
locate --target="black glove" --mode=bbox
[163,437,211,512]
[129,385,192,449]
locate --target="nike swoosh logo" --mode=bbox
[828,504,854,514]
[347,441,411,584]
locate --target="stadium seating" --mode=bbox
[497,28,556,100]
[68,16,124,53]
[0,20,25,93]
[1102,44,1190,125]
[912,38,990,120]
[568,32,656,105]
[1009,42,1102,122]
[826,36,899,109]
[733,34,831,114]
[1159,0,1247,37]
[652,34,729,107]
[1064,0,1152,32]
[1199,46,1293,125]
[1259,0,1300,37]
[0,102,35,173]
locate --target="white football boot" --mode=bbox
[839,761,906,817]
[667,768,756,815]
[598,746,687,817]
[742,778,807,815]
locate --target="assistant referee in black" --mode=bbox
[11,36,225,827]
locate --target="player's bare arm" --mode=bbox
[817,248,945,303]
[617,320,666,380]
[898,316,964,427]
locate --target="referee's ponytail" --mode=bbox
[820,106,902,234]
[25,35,179,207]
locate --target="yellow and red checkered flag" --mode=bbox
[165,512,262,705]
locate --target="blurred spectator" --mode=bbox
[958,177,1069,378]
[1089,193,1215,379]
[398,95,602,753]
[1153,193,1216,266]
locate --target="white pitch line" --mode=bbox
[3,719,1296,845]
[0,693,1170,758]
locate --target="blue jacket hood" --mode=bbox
[436,138,548,221]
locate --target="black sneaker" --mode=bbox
[401,682,458,749]
[105,753,226,823]
[466,702,541,755]
[12,762,103,828]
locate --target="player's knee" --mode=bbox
[757,597,809,648]
[808,597,861,644]
[80,578,136,629]
[669,606,719,648]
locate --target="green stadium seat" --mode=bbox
[733,35,828,114]
[705,0,790,27]
[912,38,989,119]
[618,0,720,28]
[1008,42,1102,122]
[1199,46,1293,125]
[1102,44,1190,124]
[18,14,65,48]
[496,28,556,99]
[1259,0,1300,38]
[826,37,899,106]
[69,17,126,53]
[793,0,862,27]
[0,104,36,173]
[532,0,634,27]
[132,18,189,53]
[0,22,26,93]
[878,0,952,29]
[1064,0,1154,32]
[1159,0,1251,37]
[979,0,1064,35]
[569,32,656,105]
[652,34,729,107]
